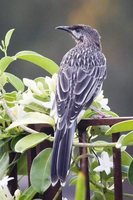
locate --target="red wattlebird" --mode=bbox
[51,24,106,186]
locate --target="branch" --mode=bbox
[48,136,117,148]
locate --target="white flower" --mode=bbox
[19,89,52,109]
[94,90,110,111]
[23,78,43,95]
[19,89,34,105]
[20,75,57,122]
[93,151,113,175]
[0,176,13,186]
[9,104,26,119]
[45,74,57,92]
[21,75,58,112]
[0,176,14,200]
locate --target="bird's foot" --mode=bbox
[90,105,112,119]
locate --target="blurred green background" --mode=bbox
[0,0,133,115]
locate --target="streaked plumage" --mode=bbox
[51,24,106,186]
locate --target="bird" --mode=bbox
[51,24,107,186]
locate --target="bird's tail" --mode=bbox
[51,121,76,186]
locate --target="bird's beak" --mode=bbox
[55,26,71,33]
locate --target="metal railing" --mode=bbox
[8,117,133,200]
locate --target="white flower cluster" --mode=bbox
[0,176,20,200]
[9,74,58,123]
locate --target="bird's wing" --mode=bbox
[69,65,106,122]
[56,51,106,127]
[56,66,73,129]
[68,51,107,122]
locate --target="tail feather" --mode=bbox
[51,128,63,185]
[51,121,76,185]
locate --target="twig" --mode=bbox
[72,153,94,167]
[44,135,117,148]
[73,141,116,148]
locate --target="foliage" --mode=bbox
[0,29,133,200]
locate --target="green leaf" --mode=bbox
[0,50,59,75]
[15,51,59,75]
[91,191,106,200]
[75,172,86,200]
[17,153,28,175]
[117,131,133,148]
[0,116,6,124]
[25,103,47,114]
[122,165,129,174]
[104,192,114,200]
[15,133,50,153]
[19,186,37,200]
[121,151,132,166]
[4,29,15,49]
[70,176,77,185]
[4,91,17,102]
[5,72,24,92]
[30,148,52,193]
[0,153,9,179]
[0,73,7,88]
[91,125,110,136]
[128,159,133,185]
[0,45,2,51]
[11,135,24,151]
[115,135,125,149]
[0,56,15,73]
[1,40,5,48]
[106,120,133,135]
[6,112,55,131]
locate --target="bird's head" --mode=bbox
[56,24,101,48]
